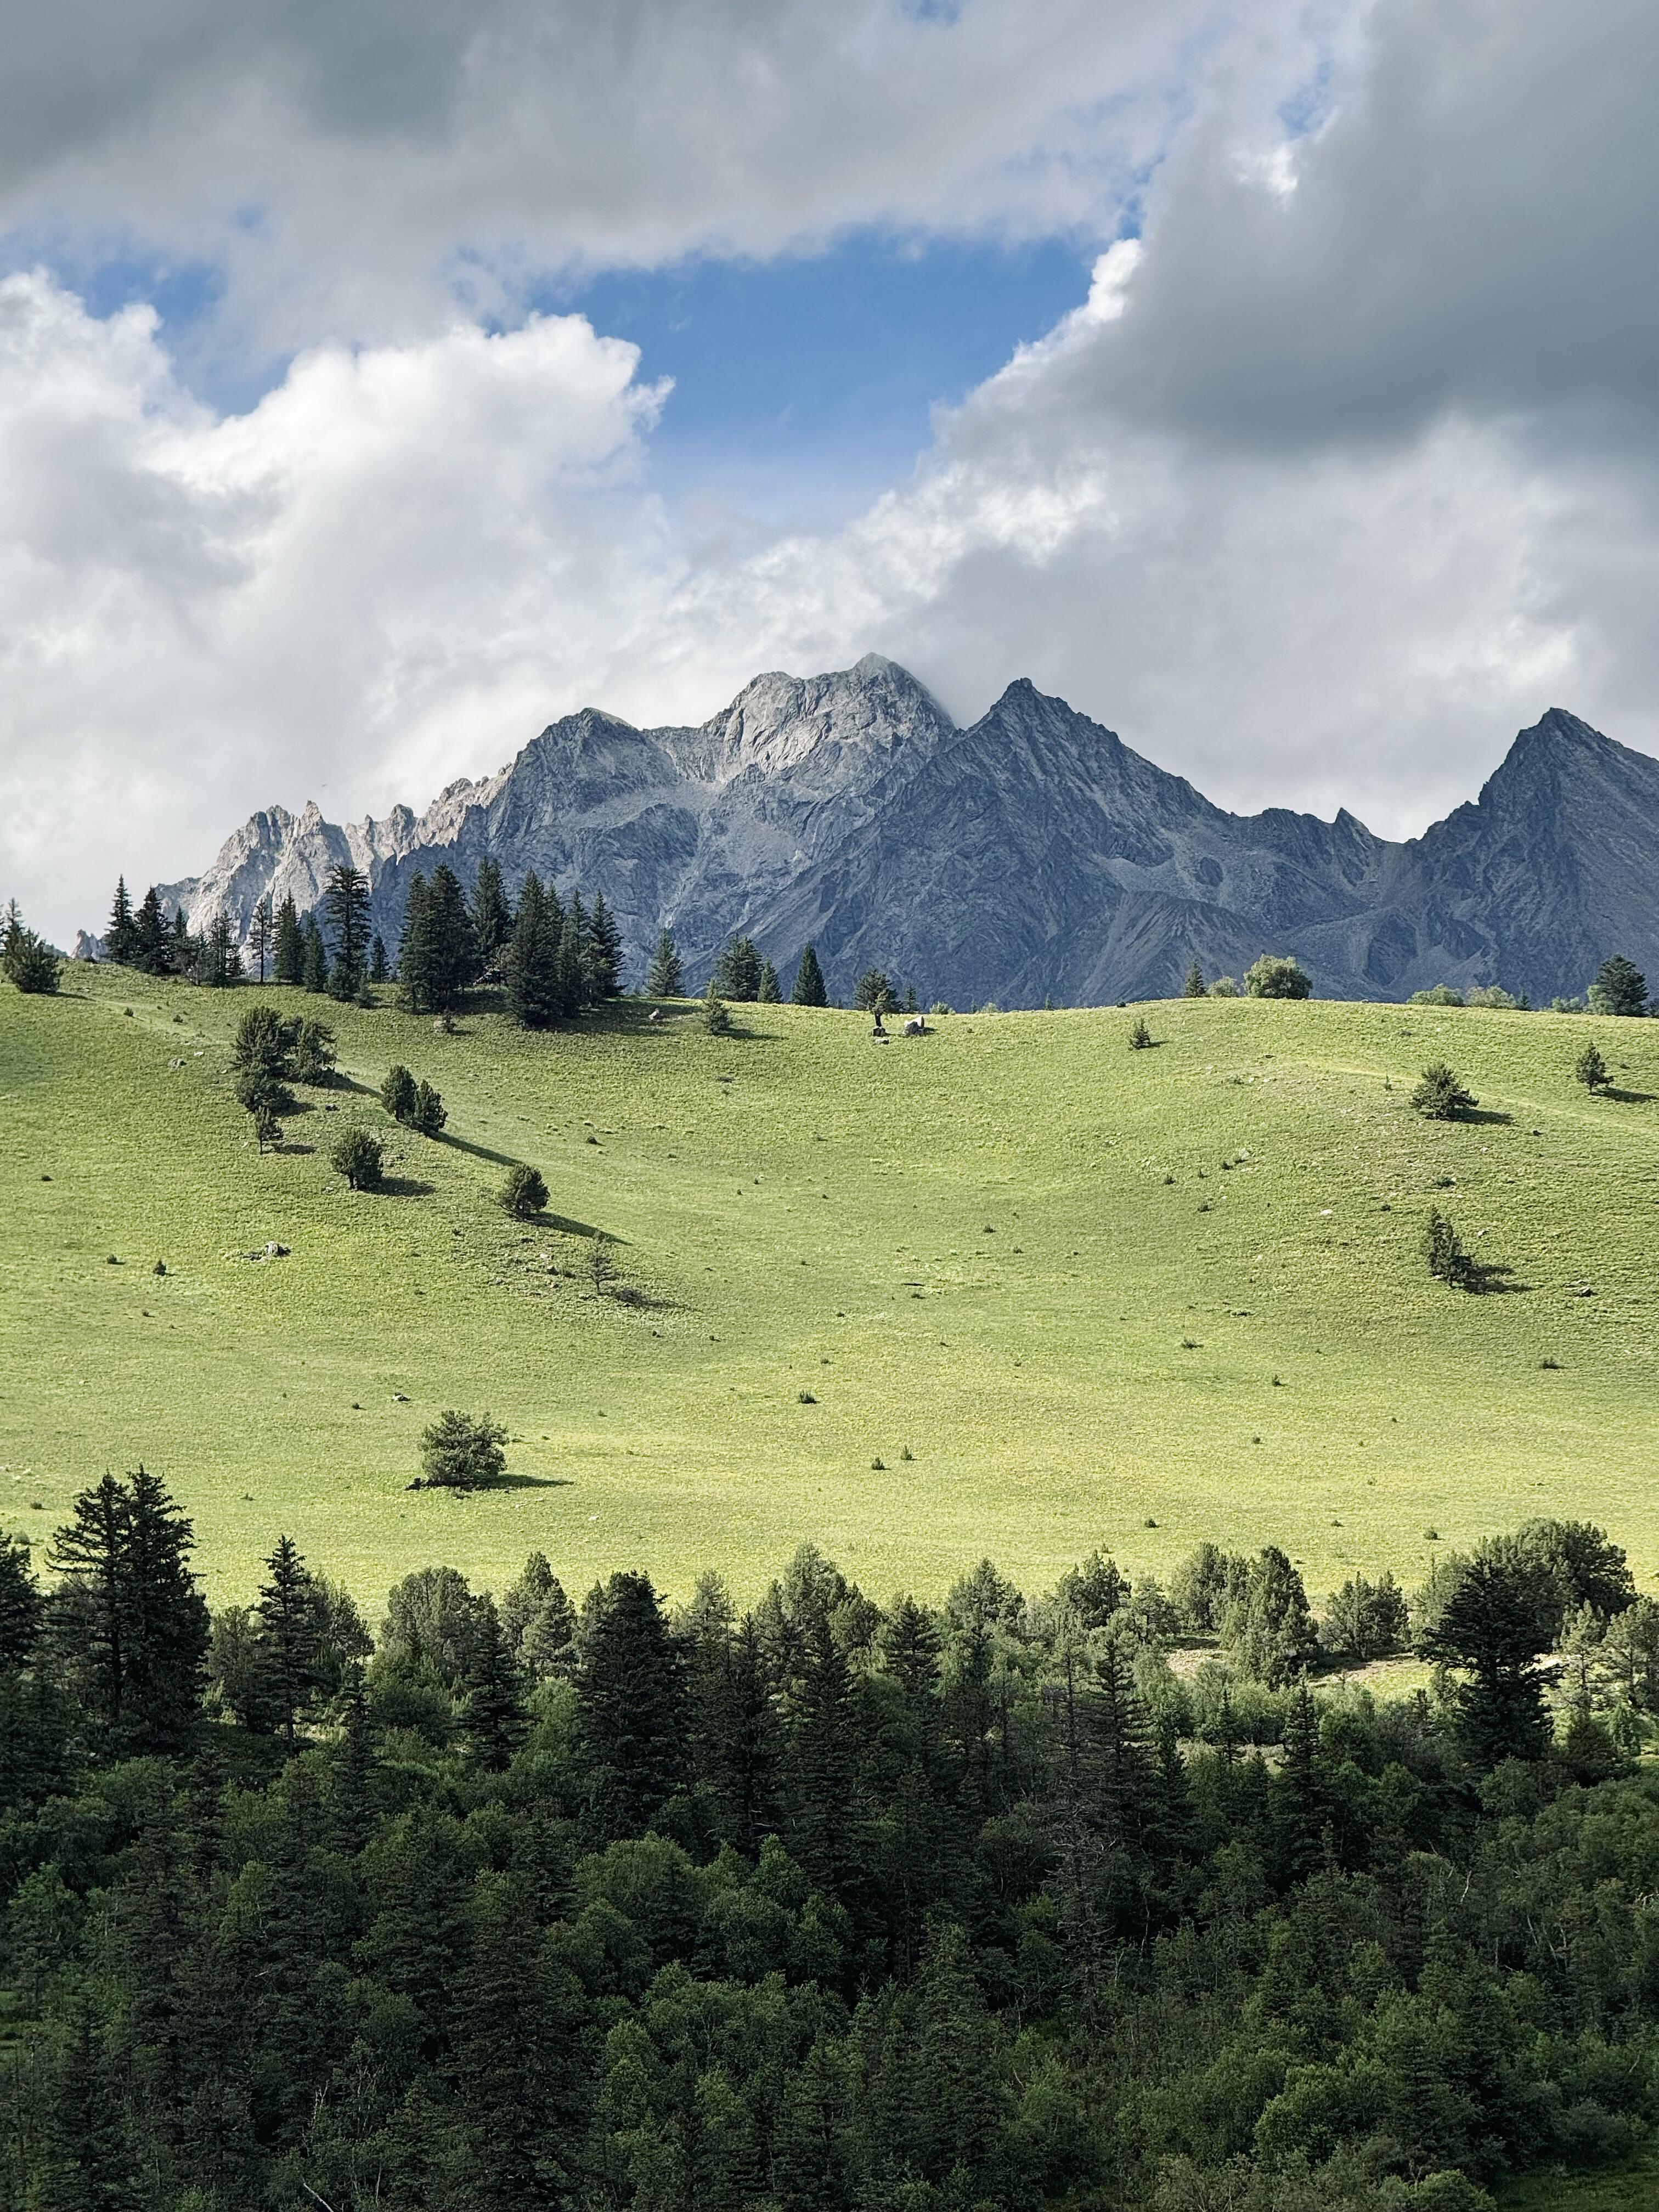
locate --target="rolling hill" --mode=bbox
[4,964,1658,1611]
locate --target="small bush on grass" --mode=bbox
[500,1164,548,1218]
[1575,1042,1609,1093]
[381,1064,417,1122]
[411,1080,446,1137]
[1410,1060,1477,1119]
[330,1126,385,1191]
[1424,1206,1480,1289]
[420,1409,507,1489]
[1129,1016,1152,1050]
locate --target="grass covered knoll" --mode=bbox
[4,964,1659,1607]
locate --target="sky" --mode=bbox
[3,0,1659,943]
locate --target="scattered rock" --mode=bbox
[153,1261,166,1276]
[392,1391,410,1402]
[106,1255,120,1265]
[405,1478,425,1491]
[266,1241,290,1257]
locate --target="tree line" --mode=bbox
[3,1477,1658,2209]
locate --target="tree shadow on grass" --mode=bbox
[1462,1260,1530,1294]
[375,1176,437,1199]
[435,1129,524,1171]
[413,1473,573,1493]
[1604,1086,1658,1104]
[1456,1108,1514,1127]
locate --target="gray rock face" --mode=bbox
[149,662,1659,1008]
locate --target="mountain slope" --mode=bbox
[150,663,1659,1007]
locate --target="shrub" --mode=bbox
[500,1164,548,1218]
[420,1410,508,1489]
[252,1104,282,1154]
[1424,1206,1478,1289]
[411,1080,446,1136]
[1129,1015,1152,1049]
[1245,954,1311,999]
[703,991,732,1036]
[330,1126,385,1191]
[1410,1060,1477,1119]
[1575,1042,1609,1092]
[1466,984,1523,1009]
[380,1064,417,1122]
[1409,984,1464,1007]
[292,1018,337,1084]
[1209,975,1239,997]
[1,904,60,994]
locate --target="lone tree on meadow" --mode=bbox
[853,969,899,1015]
[1424,1206,1479,1290]
[791,943,828,1007]
[381,1064,418,1123]
[1410,1059,1477,1119]
[2,903,60,995]
[1587,955,1647,1018]
[646,928,683,997]
[703,987,733,1036]
[1183,961,1205,998]
[1129,1015,1152,1049]
[420,1410,508,1489]
[499,1163,548,1218]
[330,1126,385,1192]
[1575,1041,1610,1093]
[1245,953,1311,999]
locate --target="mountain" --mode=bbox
[142,661,1659,1008]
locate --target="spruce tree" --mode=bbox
[133,886,171,973]
[412,1079,446,1137]
[758,958,782,1003]
[256,1534,325,1753]
[1588,955,1647,1017]
[202,912,240,988]
[586,890,624,997]
[1576,1041,1609,1092]
[107,876,137,965]
[273,893,304,985]
[424,864,477,1009]
[323,860,371,998]
[0,1532,43,1668]
[576,1571,686,1833]
[647,928,684,997]
[713,935,764,1001]
[249,893,274,983]
[1183,961,1205,997]
[1423,1554,1555,1765]
[398,872,433,1012]
[1,906,61,994]
[301,912,328,993]
[461,1596,525,1771]
[505,871,561,1029]
[381,1064,418,1123]
[470,857,514,969]
[792,943,828,1007]
[369,932,388,984]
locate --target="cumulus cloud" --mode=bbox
[0,0,1221,353]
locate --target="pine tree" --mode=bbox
[256,1534,325,1753]
[1,905,61,994]
[556,901,585,1018]
[1423,1554,1555,1766]
[381,1063,418,1123]
[758,958,782,1003]
[398,871,433,1012]
[792,943,828,1007]
[48,1466,209,1756]
[0,1532,43,1667]
[470,857,514,969]
[586,890,624,997]
[647,928,684,997]
[425,863,478,1009]
[1576,1041,1609,1092]
[107,876,138,964]
[1183,961,1205,997]
[1588,954,1647,1017]
[133,886,171,974]
[506,871,563,1028]
[369,932,388,983]
[462,1596,526,1771]
[323,860,372,998]
[576,1571,687,1834]
[249,894,274,983]
[713,935,764,1001]
[273,893,303,985]
[202,912,241,988]
[301,912,328,993]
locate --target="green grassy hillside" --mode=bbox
[4,966,1658,1610]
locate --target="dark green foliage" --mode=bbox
[1221,1546,1318,1686]
[196,911,241,988]
[578,1569,686,1833]
[322,859,372,998]
[272,892,303,984]
[1321,1570,1409,1660]
[398,864,476,1013]
[419,1409,507,1488]
[704,987,733,1035]
[291,1015,335,1083]
[131,885,173,973]
[470,856,514,967]
[1245,952,1312,998]
[713,934,764,1001]
[1422,1553,1555,1765]
[1130,1014,1152,1048]
[853,967,898,1014]
[411,1077,446,1136]
[369,930,388,983]
[248,891,274,982]
[380,1062,418,1122]
[2,901,60,994]
[1411,1059,1478,1118]
[251,1101,281,1152]
[301,910,328,992]
[106,875,137,965]
[586,889,624,997]
[792,941,828,1006]
[505,868,563,1028]
[231,1003,297,1102]
[9,1514,1659,2210]
[647,927,684,996]
[499,1161,548,1217]
[1575,1040,1609,1091]
[329,1124,384,1189]
[47,1466,209,1755]
[1183,960,1205,997]
[1588,953,1647,1016]
[0,1533,43,1668]
[1424,1206,1479,1289]
[758,956,782,1003]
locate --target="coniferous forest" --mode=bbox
[3,1479,1659,2209]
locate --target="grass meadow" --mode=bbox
[3,964,1658,1613]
